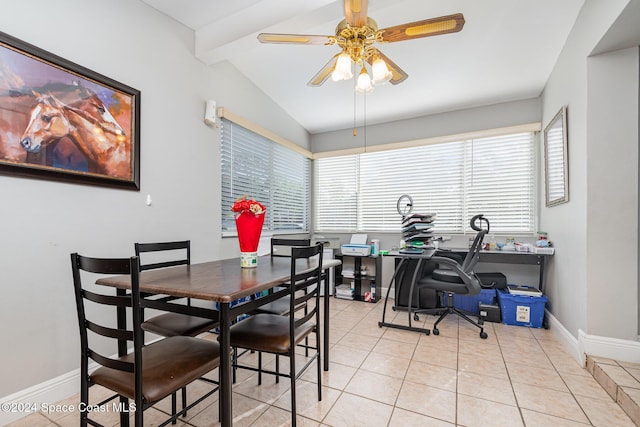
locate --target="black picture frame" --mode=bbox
[0,31,140,190]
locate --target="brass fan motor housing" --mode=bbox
[333,17,381,64]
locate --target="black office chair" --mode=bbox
[70,253,220,427]
[228,243,324,427]
[416,214,490,339]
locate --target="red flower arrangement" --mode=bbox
[232,196,266,264]
[231,196,266,216]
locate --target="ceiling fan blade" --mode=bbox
[379,13,465,43]
[368,49,408,85]
[258,33,334,45]
[344,0,369,27]
[308,53,340,87]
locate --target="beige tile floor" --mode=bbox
[9,297,636,427]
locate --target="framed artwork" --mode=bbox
[543,105,569,207]
[0,31,140,190]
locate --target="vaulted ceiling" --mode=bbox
[142,0,584,134]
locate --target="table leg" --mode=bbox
[219,302,232,427]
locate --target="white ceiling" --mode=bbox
[141,0,584,134]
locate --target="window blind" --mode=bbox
[314,132,535,234]
[221,118,310,235]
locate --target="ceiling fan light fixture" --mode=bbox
[331,52,353,81]
[371,56,392,85]
[355,66,373,93]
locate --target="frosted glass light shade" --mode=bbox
[371,57,392,85]
[355,67,373,93]
[331,53,353,81]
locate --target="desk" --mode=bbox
[378,250,436,335]
[96,255,340,427]
[444,248,552,294]
[378,248,554,332]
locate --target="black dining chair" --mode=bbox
[228,243,324,427]
[247,238,312,384]
[135,240,219,416]
[70,253,220,427]
[135,241,218,338]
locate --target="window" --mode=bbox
[314,132,535,234]
[221,118,310,235]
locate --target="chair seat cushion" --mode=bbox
[252,295,306,316]
[229,313,315,354]
[418,269,471,295]
[431,268,464,284]
[252,296,292,315]
[142,312,218,337]
[91,336,220,404]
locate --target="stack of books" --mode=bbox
[335,284,354,300]
[401,213,436,247]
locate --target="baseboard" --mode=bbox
[578,328,640,364]
[545,309,640,367]
[0,367,82,425]
[545,309,582,365]
[0,342,148,425]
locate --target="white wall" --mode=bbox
[586,47,639,338]
[540,0,638,340]
[0,0,308,399]
[311,98,540,153]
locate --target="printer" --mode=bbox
[340,234,371,256]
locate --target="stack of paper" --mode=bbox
[507,284,542,297]
[401,213,436,246]
[335,284,354,300]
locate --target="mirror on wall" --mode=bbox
[544,106,569,207]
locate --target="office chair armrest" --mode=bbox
[430,255,480,287]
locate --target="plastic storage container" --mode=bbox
[443,288,496,315]
[497,289,547,328]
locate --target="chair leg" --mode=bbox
[290,352,297,427]
[452,307,488,339]
[181,386,187,418]
[432,292,487,339]
[258,351,262,385]
[275,354,280,384]
[316,331,322,401]
[171,392,177,425]
[431,307,453,335]
[232,347,236,384]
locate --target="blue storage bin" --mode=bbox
[497,289,547,328]
[443,288,496,315]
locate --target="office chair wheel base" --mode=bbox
[432,328,439,335]
[413,313,420,321]
[479,331,488,339]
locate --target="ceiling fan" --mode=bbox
[257,0,465,92]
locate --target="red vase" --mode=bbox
[235,212,265,267]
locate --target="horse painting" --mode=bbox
[20,92,131,179]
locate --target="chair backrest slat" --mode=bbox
[271,238,311,258]
[87,349,134,373]
[86,320,134,341]
[135,240,190,271]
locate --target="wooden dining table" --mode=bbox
[96,255,340,427]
